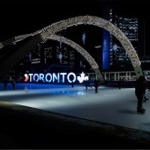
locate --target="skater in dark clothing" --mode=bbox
[135,75,146,114]
[71,82,74,88]
[94,78,99,93]
[85,79,91,90]
[10,76,16,90]
[3,76,8,90]
[118,78,122,89]
[85,80,88,90]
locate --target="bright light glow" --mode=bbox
[24,72,89,84]
[24,74,29,82]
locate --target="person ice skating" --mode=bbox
[3,76,8,90]
[135,75,146,114]
[94,77,99,93]
[10,76,16,90]
[71,82,74,88]
[118,78,122,89]
[85,80,89,90]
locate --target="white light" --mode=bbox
[24,72,89,84]
[94,45,101,49]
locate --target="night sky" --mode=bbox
[0,0,102,41]
[0,0,150,45]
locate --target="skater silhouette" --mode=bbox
[135,75,146,114]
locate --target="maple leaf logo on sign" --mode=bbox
[77,72,89,83]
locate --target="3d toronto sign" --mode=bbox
[24,72,89,83]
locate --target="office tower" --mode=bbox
[109,9,139,71]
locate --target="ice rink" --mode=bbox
[1,83,150,133]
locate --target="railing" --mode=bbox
[87,71,150,81]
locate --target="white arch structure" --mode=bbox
[0,15,143,80]
[0,35,104,82]
[47,35,104,82]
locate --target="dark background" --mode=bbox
[0,0,149,41]
[1,0,150,65]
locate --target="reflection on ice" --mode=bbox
[49,90,86,96]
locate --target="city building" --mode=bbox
[109,8,139,71]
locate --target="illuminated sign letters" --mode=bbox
[24,72,89,83]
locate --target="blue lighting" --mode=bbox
[102,30,110,70]
[0,83,86,96]
[0,83,71,90]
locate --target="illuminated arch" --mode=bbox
[0,15,143,80]
[0,34,104,82]
[47,35,104,82]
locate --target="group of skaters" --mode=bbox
[3,75,16,90]
[85,77,99,93]
[1,73,148,114]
